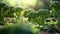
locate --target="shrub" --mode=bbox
[0,23,38,34]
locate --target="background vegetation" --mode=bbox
[0,0,60,34]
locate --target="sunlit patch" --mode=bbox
[14,0,24,7]
[2,0,44,9]
[22,0,37,9]
[3,0,37,8]
[23,0,36,7]
[7,0,15,6]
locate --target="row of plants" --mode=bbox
[0,0,60,34]
[0,2,39,34]
[23,1,60,33]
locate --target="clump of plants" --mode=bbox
[0,22,39,34]
[0,2,39,34]
[50,1,60,31]
[24,9,50,25]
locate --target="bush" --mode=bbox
[0,23,38,34]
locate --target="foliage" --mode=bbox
[0,2,23,23]
[50,1,60,10]
[53,0,60,1]
[0,0,60,33]
[0,2,7,22]
[24,9,50,25]
[50,1,60,24]
[50,1,60,31]
[0,23,38,34]
[37,9,50,25]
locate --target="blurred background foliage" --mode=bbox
[0,0,60,34]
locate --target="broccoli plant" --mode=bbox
[24,9,37,21]
[24,9,50,25]
[0,2,23,24]
[14,7,23,23]
[50,1,60,31]
[37,9,50,25]
[50,1,60,24]
[0,2,7,23]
